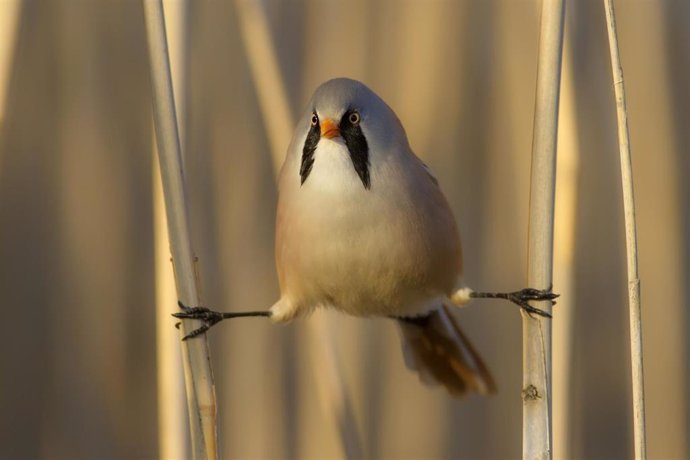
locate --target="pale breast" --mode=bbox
[275,141,461,318]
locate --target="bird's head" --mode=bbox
[294,78,408,190]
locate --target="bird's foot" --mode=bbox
[505,288,558,318]
[173,301,225,340]
[469,286,558,318]
[173,301,272,340]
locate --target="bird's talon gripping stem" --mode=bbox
[469,286,558,318]
[173,303,224,340]
[173,301,271,340]
[510,288,558,318]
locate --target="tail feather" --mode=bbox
[398,305,496,397]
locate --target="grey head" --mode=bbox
[297,78,409,190]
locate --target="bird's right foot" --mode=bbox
[173,301,272,340]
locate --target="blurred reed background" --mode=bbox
[0,0,688,459]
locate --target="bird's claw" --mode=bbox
[508,287,558,319]
[173,301,224,340]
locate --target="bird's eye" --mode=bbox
[349,111,361,125]
[310,113,318,126]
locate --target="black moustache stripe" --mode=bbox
[300,118,319,185]
[340,109,370,189]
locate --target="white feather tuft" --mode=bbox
[450,287,474,306]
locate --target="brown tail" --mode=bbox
[398,305,496,397]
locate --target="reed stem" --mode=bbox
[603,1,647,458]
[524,0,565,458]
[143,1,218,458]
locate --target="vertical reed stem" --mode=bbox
[155,1,189,459]
[143,1,218,459]
[553,36,579,460]
[0,0,20,125]
[525,0,565,458]
[603,1,647,458]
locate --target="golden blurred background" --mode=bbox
[0,0,688,459]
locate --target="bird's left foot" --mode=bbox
[506,288,558,318]
[469,287,558,318]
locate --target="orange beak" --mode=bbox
[320,118,340,139]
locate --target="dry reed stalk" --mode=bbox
[233,0,292,170]
[155,1,189,459]
[143,1,218,459]
[603,1,647,458]
[154,165,188,460]
[0,0,20,125]
[552,37,579,460]
[234,1,364,458]
[524,0,565,458]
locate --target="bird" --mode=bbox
[175,78,556,397]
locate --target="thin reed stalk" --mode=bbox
[234,1,364,457]
[234,0,292,171]
[0,0,20,125]
[143,1,218,459]
[525,0,565,458]
[155,1,190,459]
[603,1,647,458]
[553,36,579,460]
[154,164,188,460]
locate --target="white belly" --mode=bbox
[274,139,461,321]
